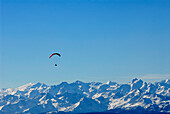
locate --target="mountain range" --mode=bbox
[0,78,169,113]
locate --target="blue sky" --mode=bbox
[1,0,170,88]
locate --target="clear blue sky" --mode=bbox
[1,0,170,88]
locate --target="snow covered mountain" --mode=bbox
[0,78,169,113]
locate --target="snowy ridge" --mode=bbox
[0,79,169,113]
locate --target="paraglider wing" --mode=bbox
[49,53,61,58]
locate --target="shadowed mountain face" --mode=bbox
[0,79,169,113]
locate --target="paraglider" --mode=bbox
[49,53,61,66]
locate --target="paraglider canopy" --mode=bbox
[49,53,61,58]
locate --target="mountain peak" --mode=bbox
[59,82,68,86]
[131,79,143,90]
[131,78,139,83]
[106,81,117,85]
[17,82,34,91]
[74,80,84,84]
